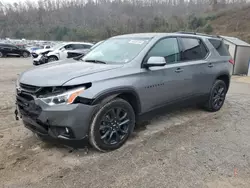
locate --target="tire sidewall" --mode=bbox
[48,56,58,62]
[207,80,227,111]
[89,99,135,152]
[0,51,3,58]
[23,52,29,58]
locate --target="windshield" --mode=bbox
[82,38,150,64]
[51,43,65,50]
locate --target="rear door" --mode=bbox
[178,37,210,96]
[139,37,195,111]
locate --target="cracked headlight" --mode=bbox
[40,87,85,106]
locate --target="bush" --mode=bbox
[203,23,214,34]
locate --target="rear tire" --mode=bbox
[203,80,227,112]
[89,98,135,152]
[0,51,4,58]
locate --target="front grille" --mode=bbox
[16,93,42,120]
[20,83,41,94]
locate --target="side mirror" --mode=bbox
[144,56,166,68]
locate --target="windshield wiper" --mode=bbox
[84,59,106,64]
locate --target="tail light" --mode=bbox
[229,59,235,65]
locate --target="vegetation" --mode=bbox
[0,0,248,41]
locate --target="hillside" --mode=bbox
[211,6,250,43]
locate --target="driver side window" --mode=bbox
[146,38,180,64]
[64,44,73,50]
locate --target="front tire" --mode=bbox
[89,98,135,152]
[22,52,29,58]
[203,80,227,112]
[48,56,58,62]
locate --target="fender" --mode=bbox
[214,71,231,91]
[92,87,141,113]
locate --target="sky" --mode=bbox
[1,0,38,3]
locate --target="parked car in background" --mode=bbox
[16,32,233,152]
[67,40,105,59]
[46,42,93,62]
[0,43,30,58]
[26,46,42,53]
[33,42,93,65]
[31,42,64,59]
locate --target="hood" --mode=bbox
[35,49,52,54]
[47,50,59,56]
[19,60,123,87]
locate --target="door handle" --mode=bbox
[175,68,183,73]
[208,63,214,68]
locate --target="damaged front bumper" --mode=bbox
[15,92,97,144]
[33,55,48,66]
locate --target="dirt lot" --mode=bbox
[0,58,250,188]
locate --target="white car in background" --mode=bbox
[32,42,93,64]
[46,42,93,62]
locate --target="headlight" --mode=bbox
[40,87,85,106]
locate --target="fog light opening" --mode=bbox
[50,126,75,139]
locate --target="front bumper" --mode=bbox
[16,93,98,143]
[33,55,48,65]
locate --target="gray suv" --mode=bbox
[15,32,233,151]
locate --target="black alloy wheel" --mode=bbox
[212,84,226,110]
[204,80,227,112]
[100,107,130,145]
[89,98,135,152]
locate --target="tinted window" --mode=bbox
[180,38,208,61]
[7,45,17,49]
[146,38,180,64]
[83,44,92,49]
[71,44,84,49]
[209,39,230,56]
[64,44,73,50]
[71,44,92,50]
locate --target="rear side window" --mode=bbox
[180,38,208,61]
[208,39,230,56]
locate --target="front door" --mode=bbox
[9,46,21,56]
[138,37,194,112]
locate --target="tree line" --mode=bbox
[0,0,247,42]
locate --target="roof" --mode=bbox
[63,42,94,45]
[112,32,220,39]
[113,33,169,38]
[221,36,250,47]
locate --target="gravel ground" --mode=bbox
[0,58,250,188]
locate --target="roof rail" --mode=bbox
[176,31,221,38]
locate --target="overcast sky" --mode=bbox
[1,0,38,3]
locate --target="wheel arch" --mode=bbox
[48,54,59,60]
[215,73,230,91]
[92,87,141,115]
